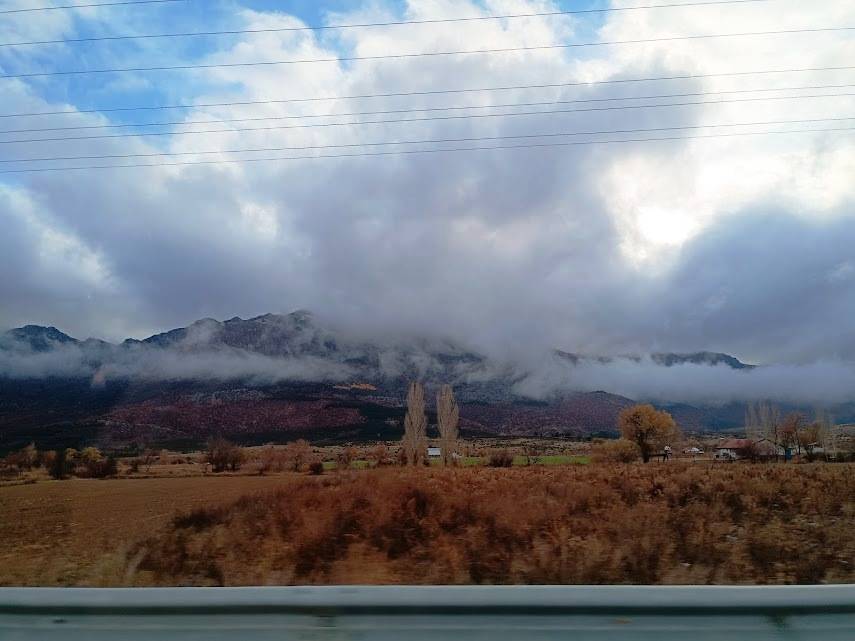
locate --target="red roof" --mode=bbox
[716,439,754,450]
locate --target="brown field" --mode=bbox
[0,475,288,586]
[3,461,851,587]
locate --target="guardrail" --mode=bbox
[1,585,853,640]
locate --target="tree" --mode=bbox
[780,412,804,455]
[401,381,427,466]
[618,404,679,463]
[206,437,243,472]
[141,449,161,473]
[284,439,312,472]
[746,402,781,445]
[18,443,38,470]
[48,449,69,480]
[814,409,836,460]
[799,423,821,462]
[3,443,39,474]
[436,384,459,466]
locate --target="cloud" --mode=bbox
[0,0,853,384]
[0,338,355,384]
[515,354,855,405]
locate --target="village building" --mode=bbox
[714,438,786,461]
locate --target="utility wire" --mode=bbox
[2,126,851,174]
[3,27,852,79]
[1,116,850,165]
[3,91,852,144]
[3,83,850,135]
[5,65,852,119]
[0,0,772,46]
[0,0,188,14]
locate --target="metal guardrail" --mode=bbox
[1,585,853,640]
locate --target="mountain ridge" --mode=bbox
[2,311,755,372]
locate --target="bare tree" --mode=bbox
[780,412,804,456]
[284,439,312,472]
[436,384,459,466]
[746,402,782,447]
[814,409,836,460]
[402,381,427,466]
[745,403,762,442]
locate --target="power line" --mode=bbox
[1,116,850,165]
[3,91,852,144]
[3,83,850,135]
[1,126,851,174]
[5,65,852,119]
[3,27,852,79]
[0,0,772,47]
[0,0,188,14]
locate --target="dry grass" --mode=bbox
[127,463,855,586]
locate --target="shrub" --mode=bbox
[592,439,641,464]
[308,461,324,475]
[75,447,119,478]
[369,444,392,467]
[206,438,243,473]
[488,450,514,467]
[82,456,118,479]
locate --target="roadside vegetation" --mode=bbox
[126,463,855,586]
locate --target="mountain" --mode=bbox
[0,311,832,452]
[555,349,754,370]
[651,351,755,370]
[1,325,78,353]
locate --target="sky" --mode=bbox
[1,0,854,366]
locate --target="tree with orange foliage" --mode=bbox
[618,404,679,463]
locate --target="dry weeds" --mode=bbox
[127,463,855,586]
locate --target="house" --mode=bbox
[427,447,441,458]
[715,439,753,460]
[715,438,785,461]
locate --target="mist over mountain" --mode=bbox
[1,310,757,394]
[2,310,855,452]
